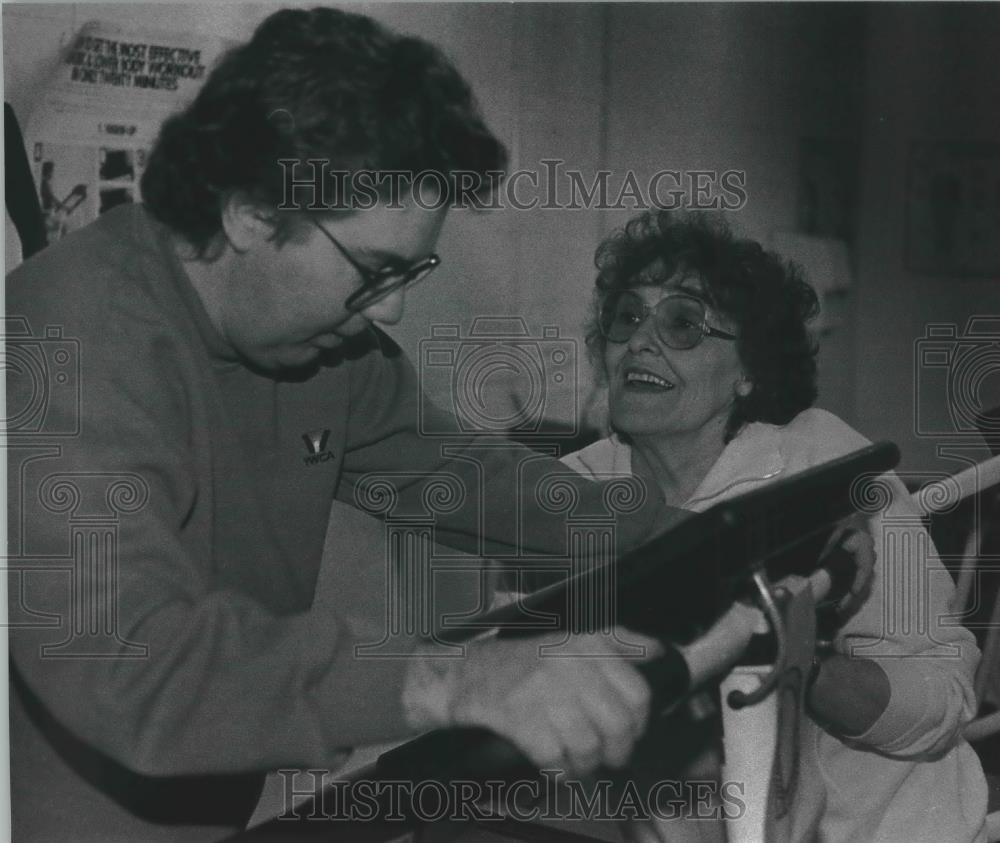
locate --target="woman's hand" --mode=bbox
[820,514,877,620]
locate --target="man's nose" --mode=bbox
[360,288,406,326]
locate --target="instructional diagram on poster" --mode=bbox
[25,20,232,241]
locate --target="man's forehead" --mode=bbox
[351,243,412,265]
[330,204,447,262]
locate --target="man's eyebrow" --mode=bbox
[353,246,415,267]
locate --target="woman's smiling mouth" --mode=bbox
[624,367,675,390]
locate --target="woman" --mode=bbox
[564,210,987,843]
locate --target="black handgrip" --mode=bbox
[637,643,692,708]
[821,543,857,606]
[376,725,535,782]
[815,541,863,644]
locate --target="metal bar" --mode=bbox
[912,454,1000,515]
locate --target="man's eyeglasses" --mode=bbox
[599,290,737,349]
[310,217,441,312]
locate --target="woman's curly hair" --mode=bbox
[584,210,820,442]
[141,7,507,256]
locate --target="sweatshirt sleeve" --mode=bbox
[834,471,980,759]
[753,410,978,760]
[8,280,417,778]
[336,329,682,559]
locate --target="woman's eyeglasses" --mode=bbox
[310,217,441,312]
[599,290,737,349]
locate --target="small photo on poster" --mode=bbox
[99,147,136,182]
[99,187,135,215]
[35,143,94,242]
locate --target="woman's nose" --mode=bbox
[360,288,406,326]
[625,315,660,354]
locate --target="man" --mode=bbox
[4,8,689,841]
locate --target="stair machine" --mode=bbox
[233,443,904,843]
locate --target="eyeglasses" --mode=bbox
[599,290,737,349]
[309,217,441,312]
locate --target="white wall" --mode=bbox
[603,4,866,421]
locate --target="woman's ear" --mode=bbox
[735,376,753,398]
[219,191,276,253]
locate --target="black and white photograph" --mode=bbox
[4,3,1000,842]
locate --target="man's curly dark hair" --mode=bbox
[584,210,820,442]
[141,7,507,256]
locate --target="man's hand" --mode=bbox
[402,630,661,776]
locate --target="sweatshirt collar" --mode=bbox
[684,421,785,510]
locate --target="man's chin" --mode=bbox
[310,336,346,352]
[235,345,322,379]
[241,332,375,377]
[278,345,325,367]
